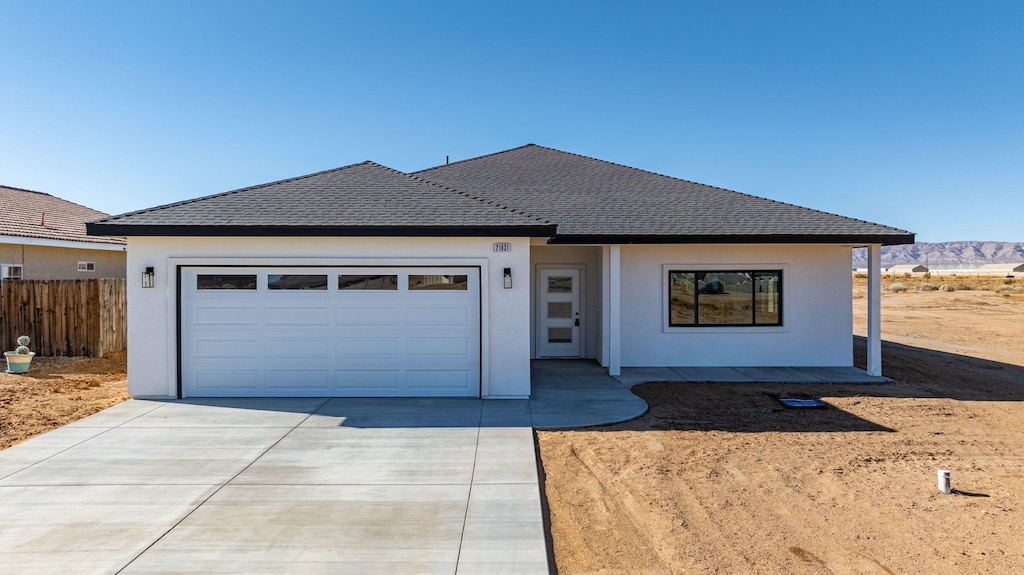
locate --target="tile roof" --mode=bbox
[415,144,915,245]
[87,161,555,237]
[0,185,125,246]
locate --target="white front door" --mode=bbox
[537,268,582,358]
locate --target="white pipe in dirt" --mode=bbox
[938,469,951,494]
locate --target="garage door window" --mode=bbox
[197,274,257,290]
[339,274,398,290]
[268,274,328,290]
[409,274,468,290]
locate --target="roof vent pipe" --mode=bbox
[446,155,449,165]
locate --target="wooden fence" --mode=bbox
[0,279,127,357]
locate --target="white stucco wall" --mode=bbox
[126,236,533,399]
[619,244,853,367]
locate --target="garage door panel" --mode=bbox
[265,370,331,389]
[406,337,470,357]
[406,306,472,325]
[193,337,261,359]
[193,306,261,326]
[266,338,331,358]
[265,306,330,326]
[193,370,261,391]
[336,306,401,325]
[335,337,401,357]
[406,370,472,390]
[335,369,402,389]
[182,266,480,398]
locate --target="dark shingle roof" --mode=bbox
[0,185,125,246]
[415,144,914,245]
[87,161,555,237]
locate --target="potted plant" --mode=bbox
[5,335,35,373]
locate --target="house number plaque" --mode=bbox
[493,243,512,252]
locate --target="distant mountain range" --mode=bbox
[852,241,1024,267]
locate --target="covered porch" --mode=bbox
[530,243,888,378]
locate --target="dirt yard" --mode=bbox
[538,276,1024,574]
[0,351,128,449]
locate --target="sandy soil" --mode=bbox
[0,351,128,449]
[538,278,1024,574]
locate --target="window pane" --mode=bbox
[339,274,398,290]
[268,274,328,290]
[548,327,572,343]
[754,271,781,325]
[197,274,257,290]
[547,276,573,293]
[668,272,696,326]
[548,302,572,318]
[408,274,468,290]
[697,272,753,325]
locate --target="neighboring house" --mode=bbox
[87,144,913,399]
[0,185,126,280]
[888,264,928,274]
[975,263,1024,274]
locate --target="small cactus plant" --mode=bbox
[5,335,35,373]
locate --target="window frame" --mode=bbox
[78,261,96,272]
[662,264,787,332]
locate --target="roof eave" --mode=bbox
[546,233,916,246]
[86,223,558,238]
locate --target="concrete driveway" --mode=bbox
[0,398,549,574]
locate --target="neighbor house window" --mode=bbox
[1,264,22,280]
[78,261,96,272]
[668,270,781,326]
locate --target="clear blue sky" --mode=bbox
[2,1,1021,243]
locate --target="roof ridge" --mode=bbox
[411,144,538,174]
[0,184,52,196]
[373,160,553,226]
[100,161,374,221]
[1,184,111,218]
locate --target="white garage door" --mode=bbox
[180,266,481,397]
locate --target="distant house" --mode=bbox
[975,263,1024,274]
[888,264,928,274]
[0,185,126,280]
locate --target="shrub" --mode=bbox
[888,282,908,293]
[939,284,955,292]
[919,284,938,291]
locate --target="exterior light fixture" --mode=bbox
[142,267,155,288]
[503,267,512,289]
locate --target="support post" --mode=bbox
[600,246,611,368]
[608,245,621,376]
[867,244,882,376]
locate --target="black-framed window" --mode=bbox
[668,270,782,327]
[268,274,328,290]
[408,274,468,291]
[338,274,398,290]
[197,274,257,290]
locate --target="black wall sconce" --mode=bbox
[142,266,155,288]
[503,267,512,289]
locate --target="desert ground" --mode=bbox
[538,275,1024,574]
[2,275,1022,573]
[0,351,128,449]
